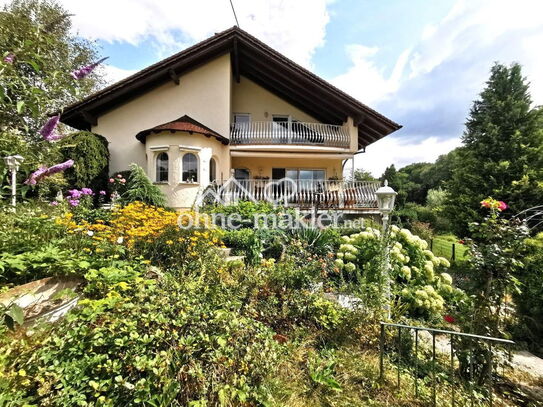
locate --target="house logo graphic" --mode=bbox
[194,176,299,208]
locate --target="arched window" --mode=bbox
[209,157,217,183]
[182,153,198,182]
[155,152,169,182]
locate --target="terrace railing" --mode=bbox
[230,121,351,148]
[217,179,380,209]
[379,322,515,407]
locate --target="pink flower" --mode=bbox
[45,160,74,176]
[24,160,74,186]
[50,201,59,206]
[81,188,93,195]
[444,315,455,324]
[3,53,15,64]
[24,166,48,185]
[39,115,63,141]
[117,174,122,178]
[70,57,108,80]
[120,178,126,183]
[99,190,106,195]
[480,200,491,208]
[109,178,115,183]
[497,201,508,211]
[68,199,80,207]
[68,189,82,199]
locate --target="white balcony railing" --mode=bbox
[230,121,350,148]
[214,179,379,209]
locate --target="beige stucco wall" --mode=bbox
[145,132,230,209]
[92,53,232,174]
[232,77,319,123]
[231,156,344,180]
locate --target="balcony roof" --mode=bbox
[59,26,401,148]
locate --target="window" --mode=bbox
[209,157,217,183]
[275,168,325,191]
[182,153,198,182]
[234,113,251,124]
[155,152,169,182]
[234,168,250,180]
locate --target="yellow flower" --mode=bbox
[165,240,173,245]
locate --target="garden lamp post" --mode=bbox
[376,180,397,232]
[376,180,397,319]
[3,155,24,207]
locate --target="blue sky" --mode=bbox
[42,0,543,175]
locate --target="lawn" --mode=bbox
[431,233,469,261]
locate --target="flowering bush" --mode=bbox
[57,202,223,268]
[335,226,465,320]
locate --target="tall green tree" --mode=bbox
[446,63,543,236]
[0,0,104,196]
[0,0,103,137]
[351,168,376,182]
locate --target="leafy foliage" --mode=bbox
[446,63,543,236]
[59,131,109,195]
[511,233,543,355]
[335,226,465,320]
[122,164,167,207]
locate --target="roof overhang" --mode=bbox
[59,26,401,148]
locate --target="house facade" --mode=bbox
[60,27,401,210]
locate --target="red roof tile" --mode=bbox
[135,115,228,144]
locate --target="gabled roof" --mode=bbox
[59,26,401,148]
[135,115,228,144]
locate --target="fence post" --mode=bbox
[379,323,385,382]
[430,239,433,251]
[452,244,456,261]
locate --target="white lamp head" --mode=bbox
[376,179,397,215]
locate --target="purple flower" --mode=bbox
[24,166,48,185]
[99,190,106,195]
[24,160,74,186]
[68,199,80,207]
[3,53,14,64]
[45,159,74,176]
[50,201,59,206]
[70,57,108,80]
[39,115,63,141]
[68,189,82,199]
[81,188,93,195]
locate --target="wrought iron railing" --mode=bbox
[215,179,379,209]
[230,121,351,148]
[379,322,515,407]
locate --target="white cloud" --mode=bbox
[59,0,332,67]
[332,45,410,104]
[101,65,138,85]
[334,0,543,175]
[346,136,463,177]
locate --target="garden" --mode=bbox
[1,1,543,406]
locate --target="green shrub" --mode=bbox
[59,131,109,199]
[287,227,340,256]
[511,233,543,355]
[122,163,166,207]
[410,221,434,242]
[223,228,262,266]
[335,226,465,320]
[0,203,66,255]
[0,244,92,285]
[0,276,279,406]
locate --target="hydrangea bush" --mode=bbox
[334,226,465,320]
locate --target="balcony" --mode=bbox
[214,179,380,210]
[230,121,350,148]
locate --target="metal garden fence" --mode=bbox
[379,322,515,406]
